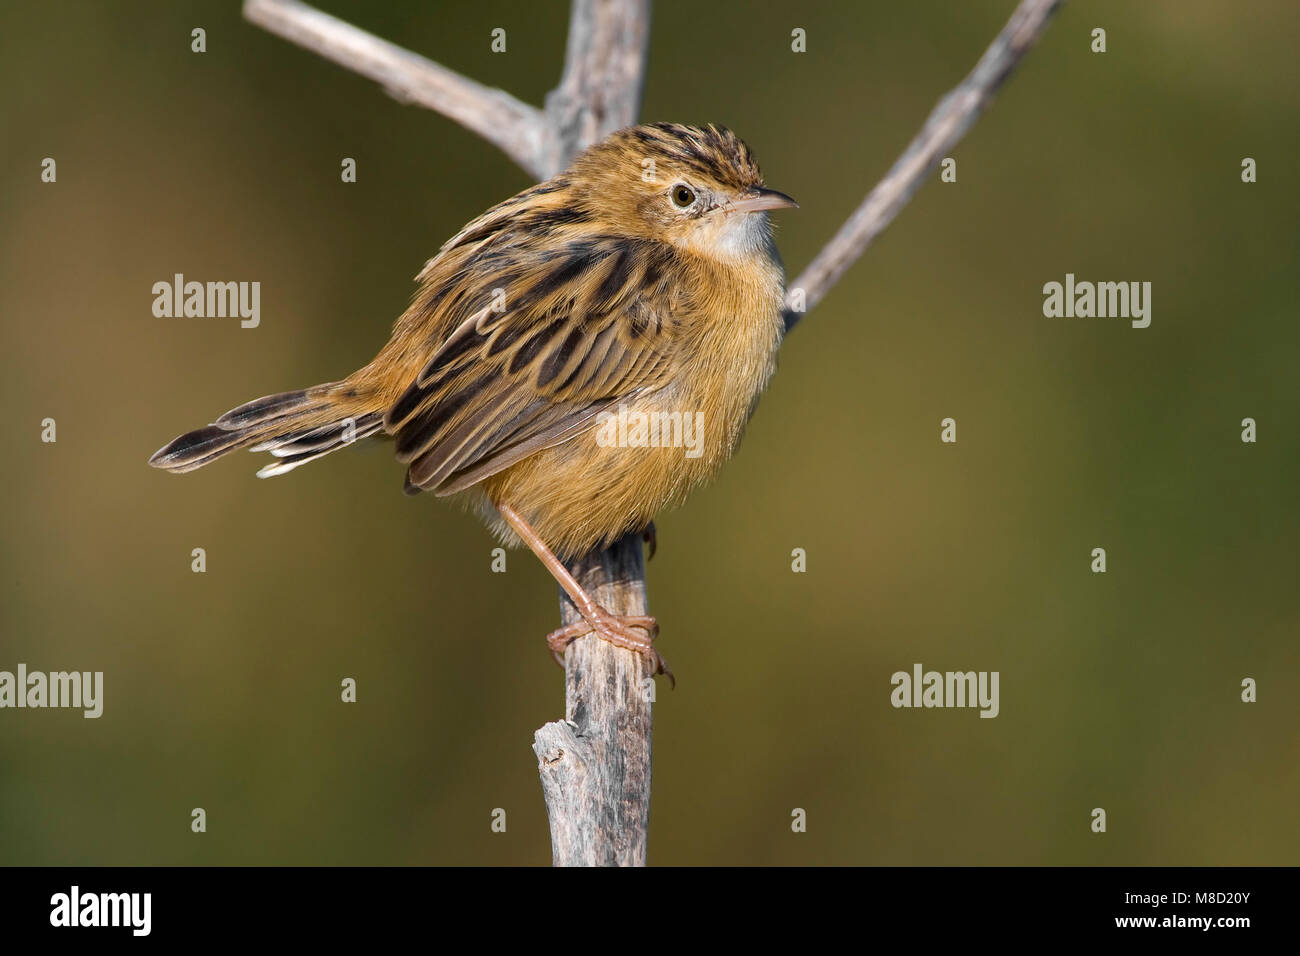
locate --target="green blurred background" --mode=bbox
[1,0,1296,865]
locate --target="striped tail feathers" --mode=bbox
[148,384,386,478]
[214,389,316,429]
[252,412,385,477]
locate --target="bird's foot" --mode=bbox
[546,607,674,687]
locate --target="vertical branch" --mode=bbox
[531,0,656,867]
[542,0,652,174]
[532,533,653,866]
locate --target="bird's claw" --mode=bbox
[545,607,673,687]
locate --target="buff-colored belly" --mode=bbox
[475,397,721,558]
[474,328,781,557]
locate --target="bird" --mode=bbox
[149,122,797,681]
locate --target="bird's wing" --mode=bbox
[387,234,686,495]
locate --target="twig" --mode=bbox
[783,0,1065,333]
[243,0,652,183]
[243,0,550,178]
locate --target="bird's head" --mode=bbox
[569,123,797,260]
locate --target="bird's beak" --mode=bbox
[727,187,799,214]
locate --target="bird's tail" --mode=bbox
[148,382,387,478]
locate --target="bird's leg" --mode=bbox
[642,521,657,560]
[496,501,671,683]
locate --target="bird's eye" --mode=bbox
[671,184,696,208]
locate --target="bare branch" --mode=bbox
[533,534,654,866]
[783,0,1065,333]
[242,0,550,178]
[543,0,652,175]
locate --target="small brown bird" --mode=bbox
[150,122,796,678]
